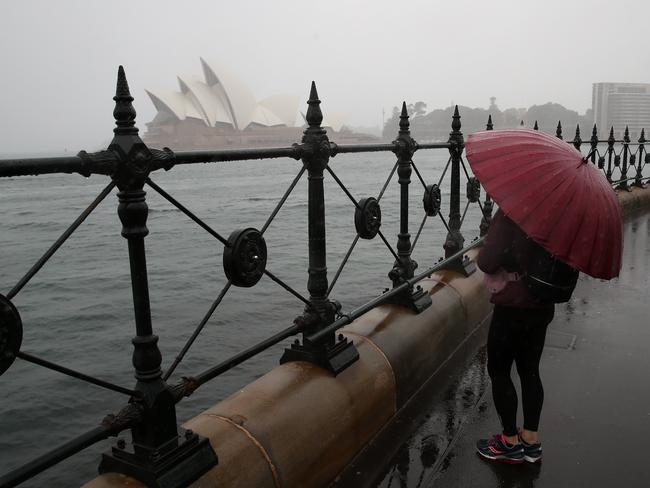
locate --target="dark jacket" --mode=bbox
[477,209,548,308]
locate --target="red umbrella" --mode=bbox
[465,128,622,279]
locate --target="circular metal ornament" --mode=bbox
[466,177,481,203]
[598,156,605,169]
[223,228,267,287]
[423,184,442,216]
[355,197,381,239]
[0,294,22,376]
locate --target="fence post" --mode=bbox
[634,129,646,188]
[590,124,599,165]
[618,126,630,191]
[98,67,217,487]
[556,121,563,140]
[386,102,431,312]
[606,127,615,183]
[443,106,465,261]
[280,82,358,374]
[573,124,582,151]
[479,115,494,237]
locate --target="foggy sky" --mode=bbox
[1,0,648,153]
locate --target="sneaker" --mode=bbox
[519,436,543,463]
[476,433,524,464]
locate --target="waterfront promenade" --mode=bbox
[347,210,650,487]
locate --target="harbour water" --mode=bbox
[0,150,483,486]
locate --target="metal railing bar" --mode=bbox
[0,156,88,178]
[6,181,116,300]
[0,426,114,488]
[16,351,138,397]
[476,198,485,215]
[459,200,471,228]
[377,161,399,202]
[377,230,400,262]
[189,323,302,389]
[325,165,360,209]
[327,234,360,297]
[0,403,140,488]
[146,178,229,246]
[333,143,396,154]
[417,142,453,150]
[410,160,427,190]
[438,156,452,187]
[172,146,303,165]
[611,175,650,185]
[260,167,306,235]
[308,237,485,343]
[263,269,311,306]
[439,213,452,234]
[459,156,472,181]
[1,141,643,179]
[163,281,233,381]
[411,213,428,252]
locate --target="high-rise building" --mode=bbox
[592,82,650,139]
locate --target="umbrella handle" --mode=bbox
[582,148,597,165]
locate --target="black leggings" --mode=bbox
[487,304,555,437]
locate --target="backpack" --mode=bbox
[524,241,579,303]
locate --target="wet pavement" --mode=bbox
[335,212,650,488]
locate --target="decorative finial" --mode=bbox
[608,126,615,144]
[520,120,524,127]
[639,128,646,144]
[573,124,582,149]
[624,125,630,143]
[556,121,563,139]
[533,120,539,131]
[486,114,493,131]
[451,105,461,134]
[305,81,323,128]
[592,124,598,140]
[399,101,410,134]
[113,65,138,136]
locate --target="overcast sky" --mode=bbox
[0,0,648,153]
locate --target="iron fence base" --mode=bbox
[442,255,476,277]
[384,285,432,313]
[280,336,359,375]
[99,430,217,488]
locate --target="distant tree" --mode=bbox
[383,100,592,142]
[408,101,428,117]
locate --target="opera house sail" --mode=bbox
[144,58,369,149]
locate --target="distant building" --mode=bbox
[144,58,373,149]
[592,82,650,139]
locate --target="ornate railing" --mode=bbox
[1,66,645,487]
[534,119,647,189]
[0,67,487,488]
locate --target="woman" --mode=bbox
[475,208,553,464]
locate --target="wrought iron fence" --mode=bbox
[533,119,647,189]
[0,66,645,487]
[0,67,488,488]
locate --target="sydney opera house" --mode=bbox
[144,58,373,149]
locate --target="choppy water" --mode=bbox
[0,150,483,486]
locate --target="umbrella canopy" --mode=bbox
[465,129,622,279]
